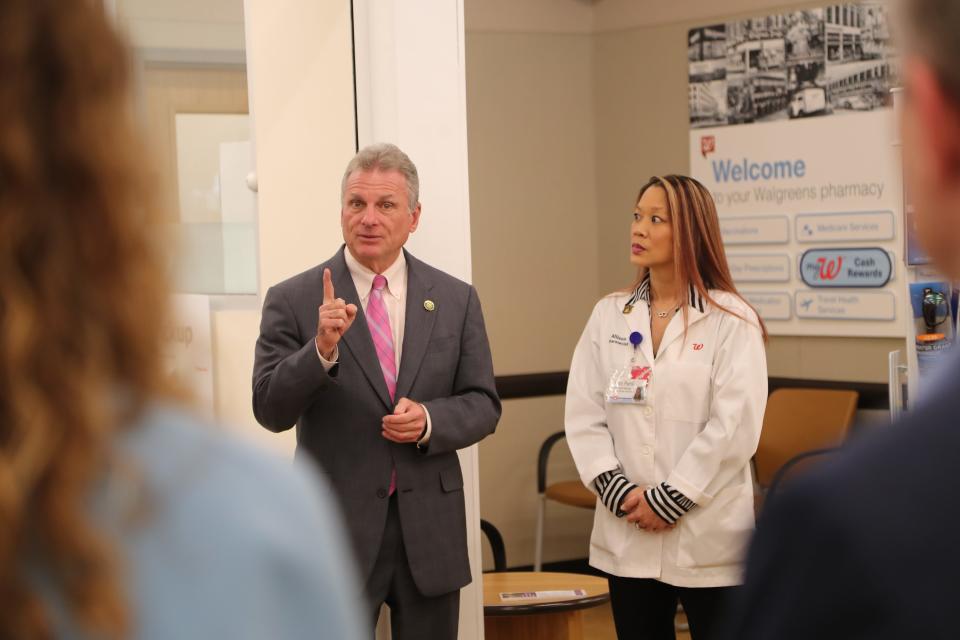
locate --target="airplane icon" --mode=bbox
[800,298,814,311]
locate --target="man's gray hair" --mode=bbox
[898,0,960,103]
[341,143,420,211]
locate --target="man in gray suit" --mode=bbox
[253,143,501,639]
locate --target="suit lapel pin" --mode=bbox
[424,300,436,312]
[623,304,633,315]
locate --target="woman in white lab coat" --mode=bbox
[565,175,767,640]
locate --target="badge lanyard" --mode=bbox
[605,331,652,404]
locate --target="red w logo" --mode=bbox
[692,343,704,351]
[816,256,843,281]
[700,136,716,158]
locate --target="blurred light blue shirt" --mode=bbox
[43,404,364,640]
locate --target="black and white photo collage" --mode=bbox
[688,3,899,128]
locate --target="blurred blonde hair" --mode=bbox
[0,0,173,637]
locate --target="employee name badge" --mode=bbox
[605,332,651,405]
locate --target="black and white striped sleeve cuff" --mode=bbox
[594,470,639,518]
[644,482,696,525]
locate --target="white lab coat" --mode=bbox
[565,289,767,587]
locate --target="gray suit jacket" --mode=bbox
[252,246,501,597]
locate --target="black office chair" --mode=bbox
[480,519,507,572]
[765,447,842,503]
[535,431,595,571]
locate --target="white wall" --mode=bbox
[465,0,830,34]
[116,0,245,57]
[593,0,831,30]
[465,28,602,568]
[232,0,356,462]
[465,0,594,34]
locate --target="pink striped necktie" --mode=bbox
[367,274,397,495]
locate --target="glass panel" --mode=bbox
[172,114,255,294]
[114,0,255,295]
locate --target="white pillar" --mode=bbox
[353,1,483,638]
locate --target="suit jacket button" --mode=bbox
[377,488,387,499]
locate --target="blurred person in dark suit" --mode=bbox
[724,1,960,638]
[0,1,362,638]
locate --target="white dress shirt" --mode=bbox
[316,249,432,444]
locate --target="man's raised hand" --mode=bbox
[316,268,358,360]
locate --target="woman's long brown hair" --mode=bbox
[630,175,768,341]
[0,1,173,637]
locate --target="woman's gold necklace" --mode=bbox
[651,299,680,319]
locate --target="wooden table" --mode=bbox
[483,571,610,640]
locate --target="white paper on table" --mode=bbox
[499,589,587,602]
